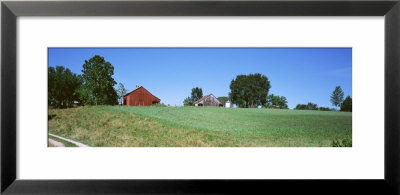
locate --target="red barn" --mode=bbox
[123,86,160,106]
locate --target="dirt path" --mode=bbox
[48,133,90,147]
[48,138,64,147]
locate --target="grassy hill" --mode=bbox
[48,106,352,147]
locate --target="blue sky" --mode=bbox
[48,48,352,108]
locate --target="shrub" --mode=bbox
[318,107,331,111]
[152,103,167,107]
[295,102,318,110]
[183,96,194,106]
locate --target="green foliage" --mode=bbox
[152,102,167,107]
[75,86,95,105]
[191,87,203,102]
[229,73,271,108]
[265,94,288,109]
[183,96,194,106]
[340,96,352,112]
[332,138,352,147]
[185,87,202,106]
[217,96,229,105]
[48,66,82,108]
[331,86,344,108]
[295,104,306,110]
[80,55,118,105]
[295,104,308,110]
[116,83,128,105]
[318,107,332,111]
[295,102,318,110]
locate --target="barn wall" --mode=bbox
[202,95,221,107]
[124,87,160,106]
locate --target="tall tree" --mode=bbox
[229,73,271,108]
[80,55,118,105]
[48,66,82,108]
[191,87,203,102]
[330,86,344,108]
[116,83,128,105]
[340,96,352,112]
[265,94,288,109]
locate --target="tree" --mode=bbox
[265,94,288,109]
[331,86,344,108]
[48,66,82,108]
[295,102,318,110]
[306,102,318,110]
[340,96,352,112]
[116,83,128,105]
[183,96,194,106]
[80,55,118,105]
[295,104,308,110]
[217,96,229,105]
[229,73,271,108]
[318,107,332,111]
[191,87,203,102]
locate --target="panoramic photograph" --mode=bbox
[48,48,352,147]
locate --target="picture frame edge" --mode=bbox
[2,0,400,194]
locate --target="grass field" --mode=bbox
[48,106,352,147]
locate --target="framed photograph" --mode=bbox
[2,0,400,194]
[46,47,353,147]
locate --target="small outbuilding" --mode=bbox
[123,86,160,106]
[225,100,231,108]
[193,94,222,107]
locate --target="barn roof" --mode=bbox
[193,94,220,105]
[123,86,160,101]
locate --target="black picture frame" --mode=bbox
[2,0,400,194]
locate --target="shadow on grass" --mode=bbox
[48,114,56,120]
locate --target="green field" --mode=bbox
[48,106,352,147]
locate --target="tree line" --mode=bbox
[183,73,351,112]
[183,73,288,109]
[294,86,351,112]
[49,55,126,108]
